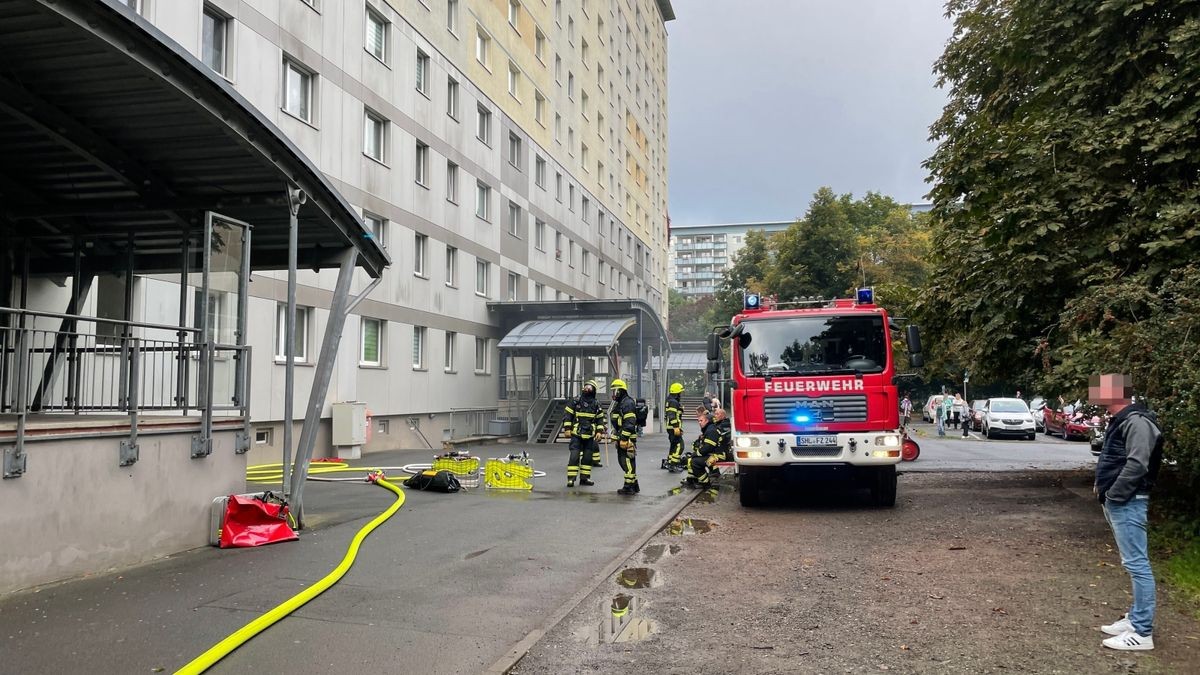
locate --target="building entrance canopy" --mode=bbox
[498,317,637,352]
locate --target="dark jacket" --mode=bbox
[715,417,732,455]
[664,394,683,433]
[564,393,601,439]
[610,394,638,443]
[694,420,722,456]
[1095,403,1164,503]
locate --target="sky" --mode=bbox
[666,0,954,225]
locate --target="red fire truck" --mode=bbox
[706,289,923,508]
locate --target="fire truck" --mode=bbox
[705,289,923,508]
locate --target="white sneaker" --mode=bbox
[1102,631,1154,651]
[1100,614,1133,636]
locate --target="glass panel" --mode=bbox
[361,319,380,364]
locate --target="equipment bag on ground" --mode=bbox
[212,491,298,548]
[404,469,462,493]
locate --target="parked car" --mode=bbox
[1029,396,1047,432]
[970,399,988,431]
[1044,401,1107,441]
[981,398,1037,440]
[923,395,945,423]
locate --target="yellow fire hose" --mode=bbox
[174,471,405,675]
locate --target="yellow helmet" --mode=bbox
[669,382,684,394]
[610,378,627,390]
[585,379,598,390]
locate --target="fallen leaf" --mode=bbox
[900,645,910,651]
[993,608,1008,615]
[928,594,945,600]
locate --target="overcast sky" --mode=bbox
[666,0,953,225]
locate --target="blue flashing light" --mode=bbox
[744,293,761,310]
[793,414,812,424]
[856,287,874,305]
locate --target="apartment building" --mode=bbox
[107,0,674,454]
[669,221,791,295]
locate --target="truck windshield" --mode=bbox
[737,315,888,377]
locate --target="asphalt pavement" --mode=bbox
[904,421,1098,472]
[0,435,695,674]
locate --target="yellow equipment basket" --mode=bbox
[484,457,535,490]
[432,455,482,488]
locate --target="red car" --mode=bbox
[1043,403,1106,440]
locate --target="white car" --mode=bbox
[981,398,1037,440]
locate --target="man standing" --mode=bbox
[900,394,913,428]
[562,380,600,488]
[663,382,685,471]
[609,379,640,495]
[1093,374,1164,651]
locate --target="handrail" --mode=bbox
[0,306,201,334]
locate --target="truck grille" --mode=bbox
[791,446,843,458]
[764,395,868,424]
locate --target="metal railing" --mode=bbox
[445,401,526,443]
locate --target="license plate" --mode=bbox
[796,434,838,447]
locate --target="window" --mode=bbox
[446,161,458,202]
[508,0,520,28]
[508,62,520,98]
[555,231,563,260]
[567,127,574,155]
[568,17,575,43]
[535,28,547,61]
[507,132,522,169]
[475,259,489,296]
[363,212,386,248]
[507,201,521,236]
[475,181,490,220]
[416,49,430,95]
[447,0,458,33]
[568,184,575,211]
[535,155,546,187]
[583,250,591,275]
[445,246,458,287]
[360,317,383,366]
[475,26,490,68]
[275,303,309,361]
[202,5,229,76]
[364,109,387,162]
[581,143,589,167]
[255,428,272,445]
[581,38,589,64]
[534,91,546,125]
[568,240,575,267]
[554,55,562,82]
[597,111,605,136]
[447,77,459,119]
[582,197,591,223]
[282,57,314,122]
[535,219,546,250]
[554,0,562,24]
[555,172,563,201]
[598,65,605,90]
[535,282,545,300]
[554,113,562,142]
[444,331,456,371]
[412,326,426,369]
[366,7,388,63]
[598,260,605,284]
[413,233,427,276]
[507,272,519,301]
[581,92,589,118]
[476,105,492,144]
[567,72,575,99]
[475,337,489,373]
[415,141,429,185]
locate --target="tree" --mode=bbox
[765,187,860,300]
[666,289,717,341]
[709,228,774,327]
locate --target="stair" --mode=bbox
[535,399,569,443]
[680,396,708,422]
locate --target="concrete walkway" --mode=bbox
[0,435,694,674]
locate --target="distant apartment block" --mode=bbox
[668,221,791,296]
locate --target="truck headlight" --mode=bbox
[874,435,900,447]
[736,436,759,448]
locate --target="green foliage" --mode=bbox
[666,289,718,341]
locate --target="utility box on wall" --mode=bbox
[332,402,368,455]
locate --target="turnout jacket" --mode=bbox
[715,417,732,454]
[693,420,722,456]
[664,393,683,433]
[1095,403,1164,503]
[610,394,638,443]
[564,393,602,439]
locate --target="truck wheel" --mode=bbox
[739,469,761,508]
[870,466,897,508]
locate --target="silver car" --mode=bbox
[982,398,1037,440]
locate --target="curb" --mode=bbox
[483,487,702,674]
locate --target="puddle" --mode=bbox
[616,567,659,589]
[666,518,715,536]
[642,543,682,563]
[600,594,658,643]
[611,593,633,617]
[694,487,721,504]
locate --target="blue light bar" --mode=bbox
[793,414,811,424]
[856,287,874,304]
[744,293,761,310]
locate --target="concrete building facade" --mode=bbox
[668,221,791,296]
[100,0,673,457]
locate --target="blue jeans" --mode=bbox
[936,415,945,435]
[1103,495,1155,636]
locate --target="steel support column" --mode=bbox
[282,187,303,494]
[3,243,30,478]
[288,247,358,527]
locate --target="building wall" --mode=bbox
[669,221,791,296]
[107,0,672,454]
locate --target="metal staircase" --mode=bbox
[534,399,569,443]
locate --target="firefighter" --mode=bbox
[662,382,685,471]
[686,407,723,488]
[609,378,640,495]
[563,380,600,487]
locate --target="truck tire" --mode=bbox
[870,466,897,508]
[739,468,761,508]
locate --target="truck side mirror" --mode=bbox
[706,358,721,375]
[906,325,923,355]
[909,353,924,368]
[738,333,752,349]
[706,333,721,360]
